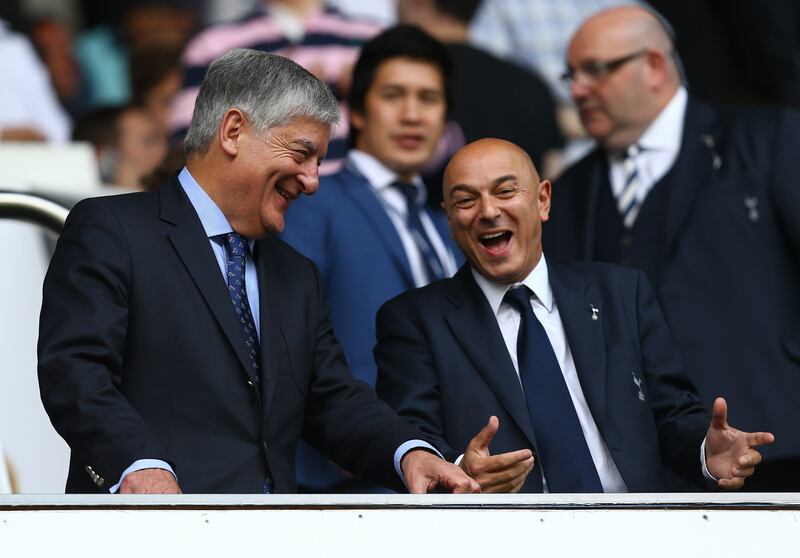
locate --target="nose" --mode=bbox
[569,73,592,101]
[477,194,501,221]
[401,97,421,122]
[298,160,320,196]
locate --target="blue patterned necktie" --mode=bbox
[219,233,261,379]
[504,286,603,493]
[391,181,446,281]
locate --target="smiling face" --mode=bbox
[221,115,330,238]
[566,7,678,151]
[352,57,446,180]
[443,139,551,285]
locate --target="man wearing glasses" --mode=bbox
[545,5,800,491]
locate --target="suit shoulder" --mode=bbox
[66,190,158,228]
[382,276,454,311]
[555,148,603,187]
[556,260,645,285]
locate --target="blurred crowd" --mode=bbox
[2,0,796,194]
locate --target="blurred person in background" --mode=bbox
[130,42,184,133]
[397,0,563,205]
[73,104,167,189]
[171,0,384,174]
[76,0,197,109]
[0,17,70,142]
[546,5,800,491]
[470,0,640,166]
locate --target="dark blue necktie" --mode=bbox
[219,233,261,380]
[504,286,603,493]
[391,181,446,281]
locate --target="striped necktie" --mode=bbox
[616,144,643,228]
[391,180,446,281]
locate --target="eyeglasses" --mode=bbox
[560,49,649,86]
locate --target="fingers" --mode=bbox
[467,416,500,455]
[475,454,535,493]
[746,431,775,448]
[710,397,728,430]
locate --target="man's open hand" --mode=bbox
[460,416,534,493]
[706,397,775,490]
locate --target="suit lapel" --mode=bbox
[580,150,608,261]
[159,178,256,381]
[444,266,538,449]
[663,98,722,258]
[548,262,607,438]
[336,167,416,287]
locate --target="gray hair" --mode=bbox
[183,48,340,155]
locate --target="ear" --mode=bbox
[643,49,670,90]
[351,109,365,134]
[218,108,247,157]
[538,179,552,222]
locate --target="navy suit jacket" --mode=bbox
[546,98,800,489]
[38,177,421,493]
[282,164,461,387]
[375,261,710,492]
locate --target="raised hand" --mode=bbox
[705,397,775,489]
[460,416,535,493]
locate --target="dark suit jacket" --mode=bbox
[375,261,710,492]
[546,98,800,489]
[37,177,420,493]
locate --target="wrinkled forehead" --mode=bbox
[444,146,533,192]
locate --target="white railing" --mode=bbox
[1,493,798,556]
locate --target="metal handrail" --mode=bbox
[0,191,69,234]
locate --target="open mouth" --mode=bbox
[276,186,294,201]
[478,231,512,255]
[394,134,425,149]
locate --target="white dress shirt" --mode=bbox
[471,255,628,492]
[347,150,458,287]
[608,86,688,205]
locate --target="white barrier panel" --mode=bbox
[1,494,799,557]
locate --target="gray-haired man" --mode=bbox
[38,49,479,495]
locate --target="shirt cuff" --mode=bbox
[109,459,177,493]
[393,439,444,489]
[454,453,465,467]
[700,437,718,483]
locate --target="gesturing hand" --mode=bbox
[401,449,481,494]
[705,397,775,490]
[460,416,534,493]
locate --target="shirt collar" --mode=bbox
[471,254,553,316]
[634,86,688,154]
[178,168,255,253]
[347,150,427,203]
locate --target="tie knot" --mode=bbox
[503,285,533,314]
[624,143,642,161]
[220,232,247,257]
[391,180,421,209]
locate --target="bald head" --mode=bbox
[442,138,551,284]
[567,6,681,150]
[577,6,675,56]
[443,138,539,204]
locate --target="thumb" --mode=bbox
[711,397,728,431]
[468,416,499,455]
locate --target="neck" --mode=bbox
[267,0,321,18]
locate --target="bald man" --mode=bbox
[376,138,774,493]
[546,6,800,490]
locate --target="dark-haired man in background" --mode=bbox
[282,25,462,492]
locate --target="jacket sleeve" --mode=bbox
[37,199,167,490]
